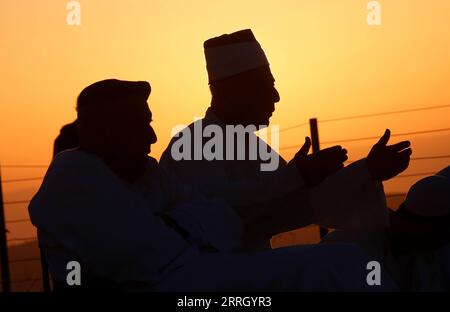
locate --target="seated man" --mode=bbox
[387,167,450,291]
[324,167,450,291]
[28,79,397,291]
[53,120,78,157]
[160,29,412,250]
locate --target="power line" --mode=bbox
[411,155,450,161]
[385,193,407,197]
[276,122,309,133]
[320,104,450,123]
[321,127,450,145]
[4,200,30,205]
[278,104,450,133]
[5,218,30,224]
[0,278,43,284]
[1,165,48,169]
[26,277,40,291]
[11,278,43,284]
[397,172,436,178]
[9,258,41,264]
[7,237,36,243]
[345,154,450,164]
[279,127,450,150]
[1,177,44,184]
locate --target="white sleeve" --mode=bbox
[160,168,243,252]
[308,158,389,231]
[29,154,189,285]
[162,157,319,246]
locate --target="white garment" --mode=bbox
[29,149,242,287]
[160,109,389,250]
[323,231,450,291]
[154,243,399,292]
[28,149,398,291]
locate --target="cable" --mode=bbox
[278,104,450,133]
[321,128,450,145]
[344,154,450,164]
[1,177,44,183]
[279,127,450,150]
[4,200,30,205]
[5,218,30,224]
[385,193,407,197]
[7,237,36,243]
[26,277,40,291]
[10,278,43,284]
[276,122,309,133]
[320,104,450,124]
[396,172,436,178]
[9,258,41,264]
[410,155,450,161]
[1,165,48,169]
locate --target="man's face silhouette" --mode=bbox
[79,98,157,182]
[112,100,157,170]
[212,66,280,126]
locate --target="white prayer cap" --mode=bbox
[204,29,270,84]
[404,170,450,217]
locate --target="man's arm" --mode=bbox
[309,129,411,231]
[29,152,190,285]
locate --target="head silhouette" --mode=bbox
[53,120,79,158]
[204,29,280,126]
[76,79,157,182]
[389,167,450,255]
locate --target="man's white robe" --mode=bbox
[160,108,389,250]
[28,149,398,291]
[29,150,242,287]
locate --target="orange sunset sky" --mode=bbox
[1,1,449,243]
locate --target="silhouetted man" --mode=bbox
[53,120,78,157]
[28,79,397,291]
[379,167,450,290]
[160,29,412,250]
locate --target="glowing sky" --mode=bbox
[1,0,449,241]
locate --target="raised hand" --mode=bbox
[293,137,348,188]
[366,129,412,181]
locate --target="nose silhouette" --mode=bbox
[273,87,280,103]
[149,126,157,144]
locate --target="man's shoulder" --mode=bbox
[160,118,202,164]
[49,149,111,182]
[53,148,99,167]
[166,119,205,144]
[29,150,107,216]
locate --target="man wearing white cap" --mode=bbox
[29,79,398,291]
[385,166,450,290]
[325,166,450,290]
[160,29,412,251]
